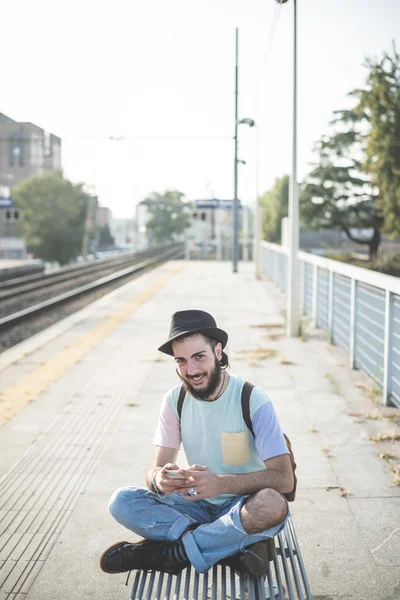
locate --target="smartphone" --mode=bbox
[165,470,186,480]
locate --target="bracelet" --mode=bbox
[150,469,162,494]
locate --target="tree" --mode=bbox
[301,131,383,260]
[13,171,90,264]
[260,175,289,243]
[350,43,400,237]
[301,44,400,258]
[142,190,190,243]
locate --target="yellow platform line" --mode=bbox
[0,263,183,426]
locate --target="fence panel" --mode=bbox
[316,268,329,331]
[261,247,273,282]
[260,241,400,406]
[303,263,313,316]
[389,294,400,408]
[261,246,287,291]
[332,274,352,353]
[354,283,385,386]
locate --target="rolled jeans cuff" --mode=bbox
[182,532,210,573]
[166,513,193,542]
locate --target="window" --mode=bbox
[9,137,24,167]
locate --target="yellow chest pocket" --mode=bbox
[221,431,251,466]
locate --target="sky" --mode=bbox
[2,0,400,218]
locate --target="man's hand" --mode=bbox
[173,465,222,501]
[155,463,195,495]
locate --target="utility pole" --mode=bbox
[254,127,262,278]
[81,195,97,260]
[233,27,239,273]
[286,0,299,336]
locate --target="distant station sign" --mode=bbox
[0,197,14,208]
[195,199,242,210]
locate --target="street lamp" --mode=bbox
[275,0,299,336]
[233,28,256,273]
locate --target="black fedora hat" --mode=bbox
[158,309,228,356]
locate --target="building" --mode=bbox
[109,218,136,248]
[186,199,253,261]
[0,112,62,193]
[96,205,113,228]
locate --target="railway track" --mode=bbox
[0,244,183,352]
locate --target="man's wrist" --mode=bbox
[217,474,234,495]
[150,468,162,493]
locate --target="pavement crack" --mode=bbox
[371,527,400,554]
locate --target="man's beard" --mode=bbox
[178,357,223,401]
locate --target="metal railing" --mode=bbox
[260,241,400,408]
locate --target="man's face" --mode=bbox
[172,333,222,400]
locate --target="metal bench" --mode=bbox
[129,516,312,600]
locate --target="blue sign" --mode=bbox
[0,197,14,208]
[195,199,242,210]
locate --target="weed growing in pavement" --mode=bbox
[235,347,278,366]
[378,452,400,487]
[325,373,341,395]
[250,322,283,329]
[349,410,382,422]
[379,451,399,460]
[279,357,295,365]
[370,431,400,442]
[266,333,285,341]
[354,380,382,402]
[321,447,334,458]
[349,410,400,425]
[326,485,351,497]
[298,318,307,342]
[393,466,400,487]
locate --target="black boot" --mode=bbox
[221,539,274,577]
[100,538,190,575]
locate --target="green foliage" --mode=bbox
[142,190,190,243]
[301,43,400,257]
[13,171,89,264]
[350,43,400,237]
[366,253,400,277]
[301,108,382,259]
[260,175,289,242]
[300,130,383,260]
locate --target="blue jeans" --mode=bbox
[108,486,287,573]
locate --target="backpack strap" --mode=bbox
[241,380,297,502]
[241,381,255,436]
[177,385,186,420]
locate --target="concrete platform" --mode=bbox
[0,260,399,600]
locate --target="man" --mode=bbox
[100,309,293,577]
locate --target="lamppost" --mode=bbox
[233,27,256,273]
[275,0,299,336]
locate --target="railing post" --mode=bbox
[312,265,318,325]
[328,270,334,343]
[349,278,356,369]
[382,290,392,406]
